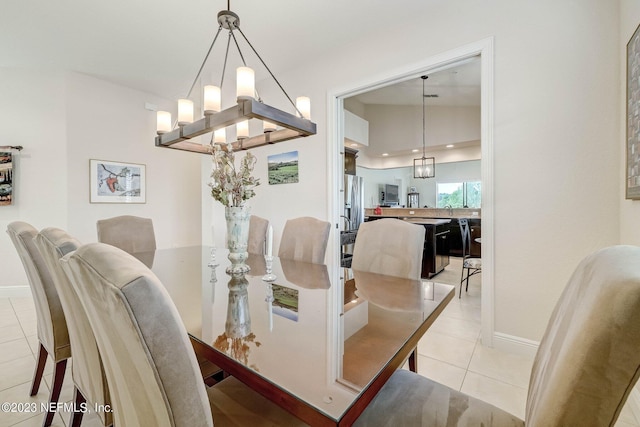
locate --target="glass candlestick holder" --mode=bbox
[262,255,277,282]
[208,247,219,267]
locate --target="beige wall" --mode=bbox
[0,69,202,290]
[365,104,480,154]
[211,0,620,344]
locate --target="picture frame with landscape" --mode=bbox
[268,151,299,185]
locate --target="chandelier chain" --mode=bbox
[422,75,427,158]
[220,33,232,88]
[186,25,224,99]
[234,25,302,116]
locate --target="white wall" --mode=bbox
[216,0,620,343]
[357,160,481,208]
[365,104,480,154]
[0,69,202,290]
[0,69,68,287]
[620,1,640,244]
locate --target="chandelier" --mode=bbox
[413,75,435,179]
[155,1,317,154]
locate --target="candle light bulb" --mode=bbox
[296,96,311,119]
[236,67,255,101]
[156,111,171,134]
[263,120,277,133]
[204,85,221,115]
[214,128,226,143]
[237,120,249,139]
[178,99,194,126]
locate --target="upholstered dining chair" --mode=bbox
[60,242,306,426]
[351,218,425,279]
[34,228,113,427]
[458,218,481,298]
[354,245,640,426]
[278,216,331,264]
[96,215,156,254]
[351,218,425,372]
[247,215,269,255]
[6,222,70,427]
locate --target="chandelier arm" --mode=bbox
[219,32,233,89]
[234,26,302,117]
[186,25,224,99]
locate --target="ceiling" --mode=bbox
[0,0,430,100]
[350,57,481,108]
[1,1,480,158]
[346,57,481,157]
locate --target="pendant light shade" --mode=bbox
[413,75,435,179]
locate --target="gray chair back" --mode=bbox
[96,215,156,254]
[34,228,112,426]
[351,218,425,280]
[6,221,70,360]
[248,215,269,255]
[526,245,640,426]
[278,216,330,264]
[61,242,212,427]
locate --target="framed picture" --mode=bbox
[90,159,146,203]
[0,151,14,206]
[627,23,640,199]
[268,151,299,185]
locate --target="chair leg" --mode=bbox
[30,343,48,396]
[466,269,471,292]
[43,359,67,427]
[408,348,418,373]
[459,266,465,298]
[69,387,86,427]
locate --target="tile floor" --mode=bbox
[0,258,638,426]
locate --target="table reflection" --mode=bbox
[147,246,453,424]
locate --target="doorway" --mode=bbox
[328,38,495,346]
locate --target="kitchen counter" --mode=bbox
[365,207,481,219]
[401,218,451,226]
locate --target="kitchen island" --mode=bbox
[365,216,451,278]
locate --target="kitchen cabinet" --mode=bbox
[421,222,450,278]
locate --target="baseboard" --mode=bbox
[0,286,31,298]
[491,332,539,358]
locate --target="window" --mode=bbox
[436,181,481,208]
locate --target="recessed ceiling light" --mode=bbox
[350,143,358,147]
[446,144,454,148]
[412,149,419,153]
[382,153,389,157]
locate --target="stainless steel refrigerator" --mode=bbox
[344,175,364,230]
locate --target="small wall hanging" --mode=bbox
[268,151,299,185]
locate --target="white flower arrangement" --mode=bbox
[208,142,260,207]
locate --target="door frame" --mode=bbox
[326,37,495,346]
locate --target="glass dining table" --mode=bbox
[139,246,454,426]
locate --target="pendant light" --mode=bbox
[155,0,316,154]
[413,75,436,179]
